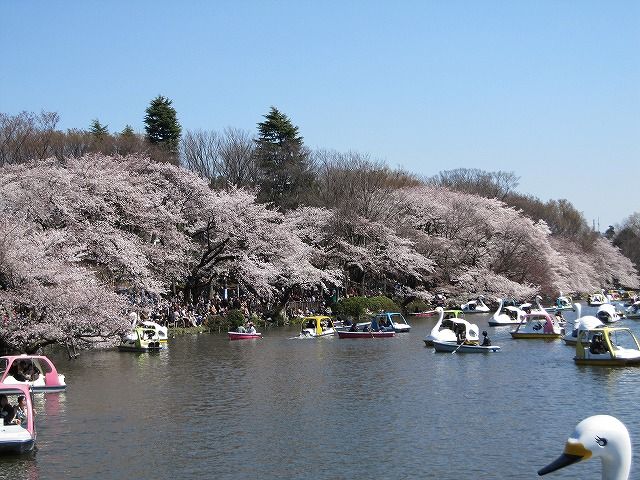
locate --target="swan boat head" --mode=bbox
[538,415,631,479]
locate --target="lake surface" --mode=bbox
[2,303,639,479]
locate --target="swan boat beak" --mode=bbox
[538,441,592,475]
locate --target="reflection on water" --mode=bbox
[2,304,640,479]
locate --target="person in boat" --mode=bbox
[0,394,15,425]
[13,361,30,382]
[590,334,608,354]
[349,322,358,332]
[236,324,247,333]
[14,395,27,427]
[455,325,466,344]
[247,322,257,334]
[554,310,564,322]
[481,331,491,346]
[25,362,40,381]
[370,317,380,332]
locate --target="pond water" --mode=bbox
[2,303,640,479]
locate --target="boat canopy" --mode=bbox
[302,316,334,335]
[576,327,640,360]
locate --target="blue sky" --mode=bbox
[2,1,638,228]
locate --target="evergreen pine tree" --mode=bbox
[90,119,109,139]
[120,125,135,137]
[254,107,313,210]
[144,95,182,153]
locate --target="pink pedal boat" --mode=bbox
[0,355,66,392]
[0,384,36,454]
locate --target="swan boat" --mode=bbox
[574,326,640,366]
[298,316,336,338]
[489,299,526,326]
[460,296,490,314]
[510,312,562,339]
[588,293,608,306]
[425,313,480,347]
[140,321,168,347]
[539,415,631,479]
[563,304,603,346]
[432,340,500,353]
[118,325,162,352]
[0,355,66,392]
[596,304,622,324]
[625,301,640,319]
[551,294,575,311]
[423,308,465,345]
[228,331,262,340]
[0,384,36,454]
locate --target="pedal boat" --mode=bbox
[0,384,36,454]
[625,301,640,319]
[426,314,480,347]
[0,355,66,392]
[298,316,336,338]
[546,293,575,312]
[563,316,603,346]
[489,299,525,326]
[510,312,562,339]
[140,321,168,347]
[370,312,411,332]
[118,325,162,352]
[460,296,490,314]
[432,340,500,353]
[337,328,395,338]
[228,331,262,340]
[424,308,466,345]
[574,326,640,366]
[596,303,622,324]
[587,293,607,307]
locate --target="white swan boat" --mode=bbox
[424,312,480,347]
[423,308,464,345]
[539,415,631,479]
[563,303,603,346]
[625,301,640,319]
[510,312,562,339]
[596,303,622,324]
[460,296,490,313]
[551,293,575,311]
[489,299,525,326]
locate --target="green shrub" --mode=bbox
[334,296,400,320]
[226,309,245,328]
[405,299,428,313]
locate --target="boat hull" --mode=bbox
[574,357,640,366]
[0,438,35,454]
[117,344,162,352]
[510,332,561,339]
[337,331,395,339]
[488,319,520,326]
[433,341,500,353]
[228,332,262,340]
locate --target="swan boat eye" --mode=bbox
[595,436,607,447]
